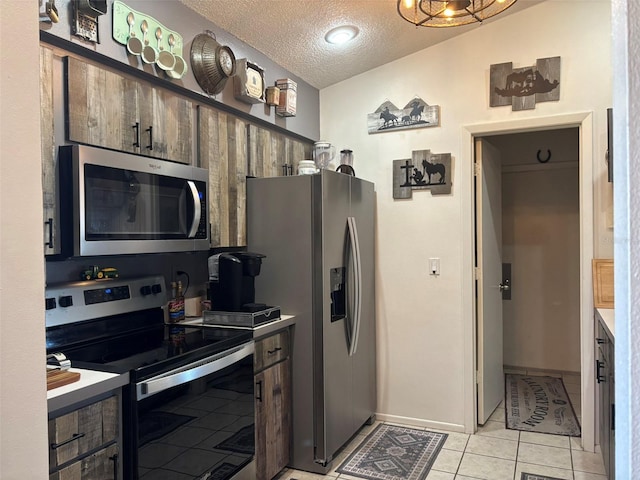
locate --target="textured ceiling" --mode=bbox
[179,0,543,90]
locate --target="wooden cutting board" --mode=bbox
[47,369,81,391]
[592,259,614,308]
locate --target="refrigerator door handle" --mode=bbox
[347,216,362,356]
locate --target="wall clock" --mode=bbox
[233,58,266,104]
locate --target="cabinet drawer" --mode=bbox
[49,443,118,480]
[255,330,290,372]
[49,396,118,469]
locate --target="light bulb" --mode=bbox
[403,0,414,8]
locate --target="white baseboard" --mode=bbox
[374,413,466,434]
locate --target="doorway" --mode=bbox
[461,112,595,452]
[475,129,581,425]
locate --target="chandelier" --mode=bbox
[397,0,518,28]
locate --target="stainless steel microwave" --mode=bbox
[58,145,209,256]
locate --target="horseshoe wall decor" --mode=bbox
[537,149,552,163]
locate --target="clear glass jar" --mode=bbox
[298,160,318,175]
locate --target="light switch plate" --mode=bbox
[429,258,440,275]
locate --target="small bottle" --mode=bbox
[176,281,185,322]
[168,281,180,323]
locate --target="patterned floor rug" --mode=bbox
[505,374,581,436]
[336,423,448,480]
[521,473,565,480]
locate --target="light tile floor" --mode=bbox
[276,371,607,480]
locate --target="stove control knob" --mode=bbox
[58,295,73,308]
[151,284,162,295]
[45,297,57,310]
[140,285,152,296]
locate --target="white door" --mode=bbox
[475,137,504,425]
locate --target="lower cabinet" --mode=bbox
[596,317,615,479]
[49,395,119,480]
[254,330,292,480]
[49,444,118,480]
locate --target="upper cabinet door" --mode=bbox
[41,46,58,256]
[248,124,312,178]
[66,57,139,155]
[65,57,193,164]
[198,105,247,247]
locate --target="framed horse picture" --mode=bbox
[367,97,440,134]
[392,149,452,198]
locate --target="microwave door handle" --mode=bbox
[137,342,254,400]
[186,181,201,238]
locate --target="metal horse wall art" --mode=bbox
[392,149,452,198]
[490,56,561,111]
[368,97,440,134]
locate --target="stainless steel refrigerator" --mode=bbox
[247,169,376,474]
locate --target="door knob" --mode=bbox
[499,280,510,292]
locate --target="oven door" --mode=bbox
[125,342,256,480]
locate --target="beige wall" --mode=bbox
[0,1,49,479]
[320,1,612,430]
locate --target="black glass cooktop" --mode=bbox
[46,308,252,381]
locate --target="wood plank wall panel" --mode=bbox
[41,46,56,254]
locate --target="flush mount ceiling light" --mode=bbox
[325,25,359,45]
[397,0,518,28]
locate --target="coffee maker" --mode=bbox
[208,252,266,312]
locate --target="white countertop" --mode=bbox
[596,307,615,340]
[47,367,129,414]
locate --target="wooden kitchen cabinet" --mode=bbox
[49,444,118,480]
[66,56,194,164]
[198,104,248,247]
[248,124,312,178]
[49,395,119,479]
[596,314,615,479]
[254,330,291,480]
[41,45,58,255]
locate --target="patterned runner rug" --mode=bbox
[505,374,581,436]
[336,423,447,480]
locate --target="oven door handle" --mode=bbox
[136,341,254,400]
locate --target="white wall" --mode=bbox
[320,1,612,430]
[0,2,49,479]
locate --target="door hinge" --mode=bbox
[475,370,481,384]
[474,267,481,280]
[474,163,481,176]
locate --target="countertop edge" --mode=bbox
[596,307,615,341]
[177,314,297,338]
[252,315,296,339]
[47,368,130,414]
